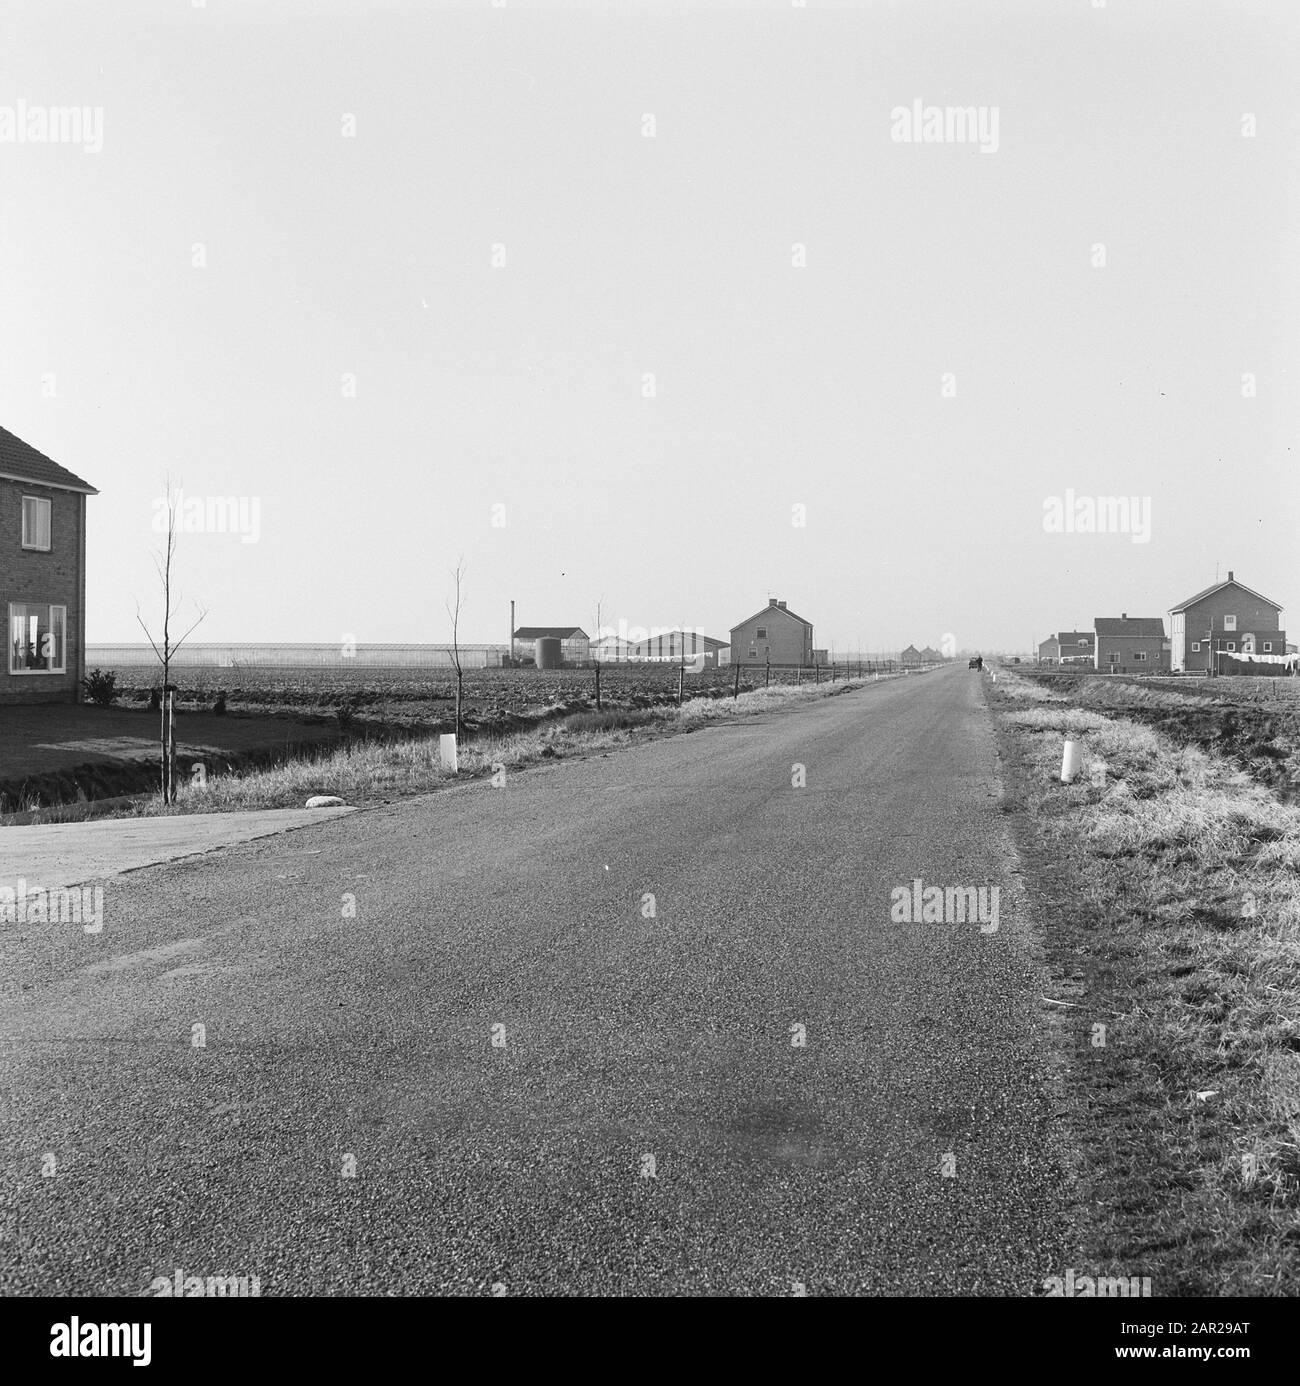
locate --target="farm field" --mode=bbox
[1022,671,1300,802]
[101,661,868,734]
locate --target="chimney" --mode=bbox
[1227,570,1234,582]
[1121,613,1127,621]
[776,600,787,608]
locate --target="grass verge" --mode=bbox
[990,668,1300,1294]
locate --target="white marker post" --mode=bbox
[1061,737,1083,783]
[439,734,458,774]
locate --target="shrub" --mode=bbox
[82,668,119,706]
[213,692,228,717]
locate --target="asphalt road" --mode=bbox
[0,667,1075,1296]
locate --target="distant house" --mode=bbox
[729,599,814,666]
[628,630,729,668]
[899,644,922,665]
[1,424,97,705]
[512,626,590,663]
[1168,571,1287,674]
[1093,615,1168,674]
[918,646,943,663]
[1038,631,1095,666]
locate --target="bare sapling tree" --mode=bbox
[446,558,467,737]
[137,477,208,803]
[592,594,608,711]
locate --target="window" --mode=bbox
[1107,652,1120,663]
[1191,642,1201,652]
[1264,642,1273,653]
[1134,651,1148,661]
[9,603,66,673]
[1223,614,1237,631]
[1225,642,1235,652]
[1077,639,1089,648]
[21,496,51,550]
[755,627,767,639]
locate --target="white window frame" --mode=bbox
[1263,642,1273,653]
[1223,614,1237,631]
[21,495,52,551]
[1134,651,1148,661]
[1191,641,1200,652]
[1225,641,1236,652]
[9,602,67,674]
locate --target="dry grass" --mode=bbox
[991,667,1300,1293]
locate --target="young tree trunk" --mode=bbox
[167,690,177,804]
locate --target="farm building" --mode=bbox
[512,625,590,664]
[1038,631,1095,665]
[728,599,814,666]
[899,645,923,665]
[1093,615,1168,673]
[919,646,944,663]
[1168,572,1288,674]
[1,424,97,705]
[628,630,729,667]
[590,633,635,662]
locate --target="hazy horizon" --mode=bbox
[3,0,1296,653]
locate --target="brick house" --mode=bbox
[729,599,813,666]
[1,425,97,705]
[899,644,922,665]
[1093,615,1168,674]
[1038,631,1095,665]
[1168,571,1287,673]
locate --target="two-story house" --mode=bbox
[1,424,97,705]
[1093,615,1168,674]
[729,599,814,666]
[1168,571,1287,673]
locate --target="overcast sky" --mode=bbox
[2,0,1297,653]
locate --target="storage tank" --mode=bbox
[535,636,562,670]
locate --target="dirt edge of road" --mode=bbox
[988,672,1300,1297]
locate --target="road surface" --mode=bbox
[0,667,1075,1295]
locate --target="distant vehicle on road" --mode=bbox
[968,655,983,670]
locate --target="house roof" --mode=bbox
[513,626,588,640]
[1169,577,1282,613]
[919,647,943,660]
[0,424,97,493]
[1094,616,1166,639]
[900,644,922,657]
[730,600,813,633]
